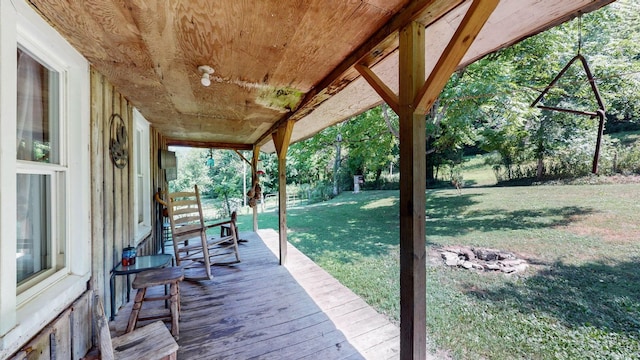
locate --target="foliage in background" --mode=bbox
[282,106,400,198]
[430,0,640,182]
[169,147,212,193]
[170,147,250,217]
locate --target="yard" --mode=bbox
[237,180,640,359]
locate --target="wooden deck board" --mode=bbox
[111,229,401,359]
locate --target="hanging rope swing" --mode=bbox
[530,15,606,174]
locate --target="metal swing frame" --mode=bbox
[530,53,606,174]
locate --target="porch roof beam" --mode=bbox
[165,139,253,150]
[413,0,499,114]
[251,145,261,232]
[233,150,252,166]
[253,0,464,148]
[398,20,427,360]
[272,120,294,265]
[354,64,399,114]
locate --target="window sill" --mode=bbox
[134,225,152,246]
[0,273,89,358]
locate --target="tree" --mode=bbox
[169,148,212,193]
[208,150,244,216]
[469,1,640,179]
[341,106,398,188]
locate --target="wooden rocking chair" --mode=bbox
[165,185,240,280]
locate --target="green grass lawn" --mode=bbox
[459,154,498,187]
[236,183,640,359]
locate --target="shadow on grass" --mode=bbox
[462,179,478,187]
[425,192,596,238]
[467,259,640,335]
[243,190,597,265]
[287,195,402,260]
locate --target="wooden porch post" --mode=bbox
[356,2,498,357]
[398,21,427,360]
[272,120,294,265]
[252,145,260,232]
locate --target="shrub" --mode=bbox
[613,146,640,174]
[308,182,336,204]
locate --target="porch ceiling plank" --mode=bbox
[126,1,198,116]
[26,0,616,152]
[414,0,500,114]
[28,0,417,148]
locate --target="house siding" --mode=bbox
[89,69,166,318]
[8,292,92,360]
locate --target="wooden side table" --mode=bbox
[109,254,173,320]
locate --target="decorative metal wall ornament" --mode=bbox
[109,113,129,169]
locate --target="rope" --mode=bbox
[577,14,582,55]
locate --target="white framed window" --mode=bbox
[133,109,151,243]
[0,0,90,357]
[15,46,67,297]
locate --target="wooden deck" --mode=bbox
[111,229,401,359]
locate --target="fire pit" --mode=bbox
[440,246,528,274]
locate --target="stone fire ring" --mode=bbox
[440,246,529,274]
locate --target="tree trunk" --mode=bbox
[224,192,231,217]
[382,103,400,138]
[333,139,342,196]
[426,137,435,184]
[375,168,383,189]
[536,157,544,180]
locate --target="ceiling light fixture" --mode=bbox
[198,65,214,87]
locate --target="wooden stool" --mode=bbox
[126,267,184,338]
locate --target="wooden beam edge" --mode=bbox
[165,139,253,150]
[414,0,499,114]
[355,64,400,114]
[233,150,252,166]
[272,120,295,159]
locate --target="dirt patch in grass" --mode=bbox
[564,224,640,244]
[537,174,640,185]
[558,212,640,245]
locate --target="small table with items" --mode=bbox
[109,254,173,320]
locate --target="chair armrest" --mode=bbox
[205,220,232,228]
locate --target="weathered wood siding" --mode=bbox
[89,69,167,318]
[90,69,134,318]
[150,127,170,254]
[9,292,92,360]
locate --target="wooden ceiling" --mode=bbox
[27,0,615,152]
